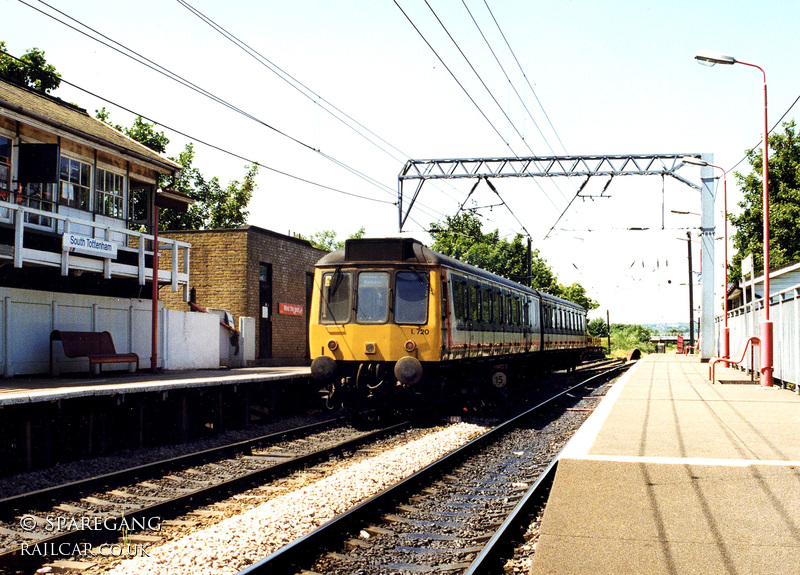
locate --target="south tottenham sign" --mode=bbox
[62,233,119,259]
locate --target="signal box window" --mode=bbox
[96,169,125,218]
[20,182,56,228]
[320,270,351,324]
[357,271,389,324]
[0,136,9,199]
[395,271,428,324]
[59,156,91,210]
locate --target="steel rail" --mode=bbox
[237,363,631,574]
[0,419,410,572]
[463,363,630,575]
[0,416,344,520]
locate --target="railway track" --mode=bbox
[239,362,629,574]
[0,417,411,574]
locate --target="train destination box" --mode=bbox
[62,232,119,259]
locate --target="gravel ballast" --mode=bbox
[104,422,487,575]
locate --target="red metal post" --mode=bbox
[150,204,159,373]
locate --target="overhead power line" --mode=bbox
[0,51,395,205]
[483,0,569,155]
[17,0,399,202]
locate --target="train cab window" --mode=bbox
[320,270,352,324]
[395,271,428,324]
[357,272,390,323]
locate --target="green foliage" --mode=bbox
[0,42,61,93]
[160,143,257,230]
[297,227,366,251]
[429,211,598,309]
[610,323,654,356]
[587,317,609,337]
[559,282,599,312]
[729,120,800,282]
[96,110,256,231]
[96,108,169,154]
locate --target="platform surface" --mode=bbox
[0,366,311,405]
[531,354,800,575]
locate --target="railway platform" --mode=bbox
[531,353,800,575]
[0,366,313,476]
[0,365,310,406]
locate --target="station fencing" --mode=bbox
[715,282,800,390]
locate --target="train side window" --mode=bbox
[481,287,491,323]
[493,291,501,325]
[452,281,465,321]
[470,284,480,322]
[320,270,352,324]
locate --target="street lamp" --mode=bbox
[683,156,730,361]
[694,49,772,387]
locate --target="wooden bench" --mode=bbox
[50,330,139,377]
[708,336,760,383]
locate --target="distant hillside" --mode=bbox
[643,322,693,335]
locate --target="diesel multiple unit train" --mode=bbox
[309,238,594,405]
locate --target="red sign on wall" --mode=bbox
[279,303,304,316]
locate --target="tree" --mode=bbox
[159,143,257,231]
[587,317,609,337]
[96,108,169,154]
[0,42,61,93]
[297,227,366,251]
[430,212,560,291]
[729,120,800,282]
[96,110,257,230]
[560,282,599,312]
[429,211,598,309]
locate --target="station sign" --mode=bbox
[62,233,118,259]
[279,303,304,316]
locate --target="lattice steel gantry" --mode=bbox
[396,153,717,361]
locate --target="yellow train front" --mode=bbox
[309,238,441,405]
[309,237,589,407]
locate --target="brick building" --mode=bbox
[160,226,327,366]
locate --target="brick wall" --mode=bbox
[161,227,326,366]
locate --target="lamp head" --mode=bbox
[695,50,737,66]
[682,155,708,167]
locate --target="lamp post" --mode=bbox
[695,49,773,387]
[683,156,729,360]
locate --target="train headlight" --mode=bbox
[404,340,417,352]
[327,340,339,351]
[365,342,376,354]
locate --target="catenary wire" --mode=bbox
[173,0,466,212]
[0,51,397,205]
[483,0,569,155]
[18,0,401,202]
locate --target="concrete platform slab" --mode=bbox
[531,354,800,574]
[0,366,311,405]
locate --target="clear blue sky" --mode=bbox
[2,0,797,324]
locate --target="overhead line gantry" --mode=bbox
[396,153,717,362]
